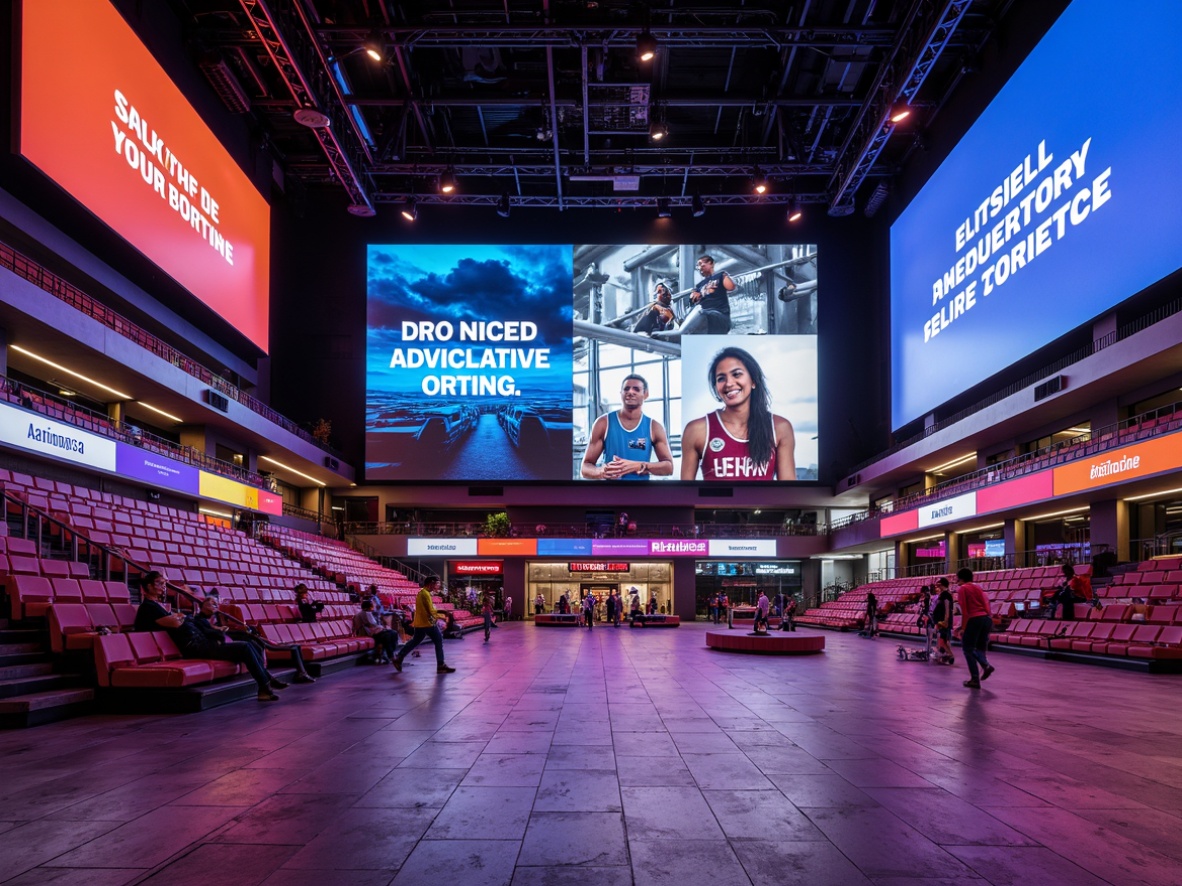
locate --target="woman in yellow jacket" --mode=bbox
[393,576,457,674]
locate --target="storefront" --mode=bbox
[526,560,673,618]
[446,560,504,609]
[694,560,803,616]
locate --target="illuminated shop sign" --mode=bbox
[569,562,630,572]
[452,561,503,575]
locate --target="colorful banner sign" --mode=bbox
[452,561,503,574]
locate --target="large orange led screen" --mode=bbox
[20,0,271,351]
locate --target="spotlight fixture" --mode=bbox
[691,193,705,217]
[347,202,377,217]
[889,103,912,123]
[752,169,768,195]
[400,198,418,221]
[438,168,458,194]
[786,199,803,223]
[648,119,668,141]
[656,197,671,218]
[496,193,511,218]
[363,32,384,63]
[636,31,658,63]
[293,106,331,129]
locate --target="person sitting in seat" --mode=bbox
[352,598,399,663]
[134,571,284,702]
[295,584,324,623]
[199,591,315,683]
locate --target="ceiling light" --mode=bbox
[199,507,234,519]
[1125,486,1182,502]
[400,198,418,221]
[57,388,76,397]
[636,32,657,63]
[260,455,327,487]
[347,202,376,217]
[889,103,912,123]
[656,197,671,218]
[138,401,183,423]
[752,169,768,195]
[496,193,511,218]
[1024,506,1089,522]
[930,452,976,473]
[786,199,803,223]
[10,345,132,400]
[691,193,705,217]
[648,119,668,141]
[439,169,458,194]
[293,107,331,129]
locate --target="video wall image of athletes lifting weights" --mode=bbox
[365,243,818,483]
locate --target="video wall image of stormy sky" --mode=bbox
[366,244,574,481]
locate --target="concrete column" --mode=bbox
[945,532,961,573]
[1005,519,1027,568]
[672,559,697,618]
[1091,498,1129,563]
[894,539,911,576]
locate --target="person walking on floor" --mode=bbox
[956,567,995,688]
[583,591,596,630]
[482,588,495,642]
[393,576,456,674]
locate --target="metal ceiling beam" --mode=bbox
[365,161,837,177]
[309,25,913,50]
[827,0,973,215]
[236,0,374,212]
[370,193,834,209]
[338,96,865,109]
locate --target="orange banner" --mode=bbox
[1053,434,1182,496]
[477,538,537,556]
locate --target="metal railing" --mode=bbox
[830,399,1182,533]
[847,293,1182,476]
[2,375,272,489]
[345,520,820,539]
[0,239,342,458]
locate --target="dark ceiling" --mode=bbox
[169,0,1015,217]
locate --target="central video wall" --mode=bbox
[365,243,818,483]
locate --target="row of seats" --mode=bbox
[994,618,1182,659]
[94,631,246,688]
[49,602,137,653]
[7,575,128,619]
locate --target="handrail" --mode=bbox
[3,375,273,488]
[0,239,343,458]
[829,400,1182,532]
[847,292,1182,476]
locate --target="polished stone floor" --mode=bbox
[1,622,1180,885]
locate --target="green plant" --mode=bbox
[485,511,511,537]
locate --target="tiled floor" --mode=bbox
[1,622,1180,885]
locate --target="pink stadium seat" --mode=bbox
[79,579,108,602]
[11,574,54,618]
[50,578,83,603]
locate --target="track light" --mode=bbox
[786,199,803,223]
[496,193,511,218]
[656,197,671,218]
[648,119,668,141]
[636,31,657,63]
[752,169,768,195]
[691,193,705,217]
[889,103,912,123]
[400,198,417,221]
[439,168,458,194]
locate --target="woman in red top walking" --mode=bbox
[681,347,796,481]
[956,567,995,688]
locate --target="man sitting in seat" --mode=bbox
[199,591,315,684]
[134,570,285,702]
[352,598,399,663]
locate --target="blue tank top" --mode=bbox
[603,412,654,480]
